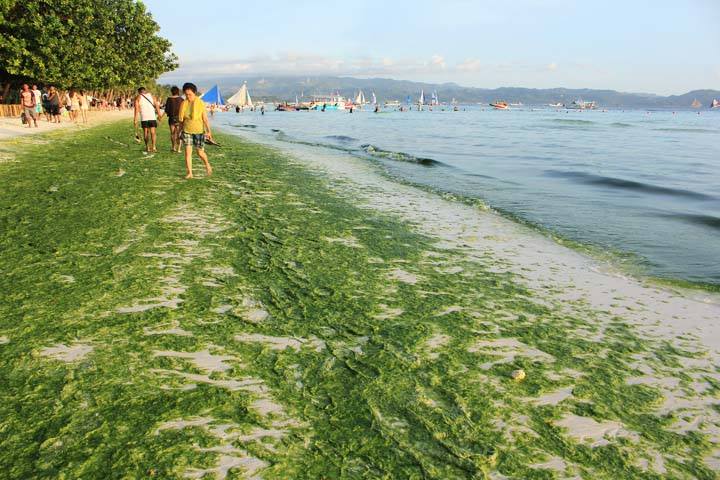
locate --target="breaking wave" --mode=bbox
[360,144,442,166]
[545,170,717,201]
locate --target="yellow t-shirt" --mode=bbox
[179,98,205,134]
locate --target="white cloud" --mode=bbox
[457,58,482,72]
[429,54,446,69]
[164,53,460,80]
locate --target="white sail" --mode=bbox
[372,92,377,104]
[419,89,425,105]
[355,90,366,104]
[227,82,253,107]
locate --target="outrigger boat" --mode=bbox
[566,99,597,110]
[309,94,347,111]
[490,101,509,110]
[275,103,297,112]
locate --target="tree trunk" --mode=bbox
[1,83,11,104]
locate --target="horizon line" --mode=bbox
[157,73,718,98]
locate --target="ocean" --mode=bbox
[216,106,720,286]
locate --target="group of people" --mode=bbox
[19,84,93,127]
[133,82,213,180]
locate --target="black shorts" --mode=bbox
[141,120,158,129]
[168,116,180,126]
[49,105,60,115]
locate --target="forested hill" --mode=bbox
[184,75,719,108]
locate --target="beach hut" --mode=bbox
[227,82,253,107]
[201,85,225,105]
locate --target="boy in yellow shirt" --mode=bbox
[179,82,213,179]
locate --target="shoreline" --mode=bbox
[1,121,718,478]
[221,125,720,357]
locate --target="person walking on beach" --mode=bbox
[32,85,42,120]
[164,86,183,153]
[179,82,213,179]
[133,86,162,153]
[20,84,38,128]
[79,90,89,123]
[41,88,50,122]
[47,86,61,123]
[63,90,73,120]
[69,90,82,122]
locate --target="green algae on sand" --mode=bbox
[0,122,718,479]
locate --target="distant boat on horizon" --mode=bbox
[430,91,439,106]
[548,102,564,108]
[691,98,702,108]
[566,99,597,110]
[354,90,367,105]
[490,101,509,110]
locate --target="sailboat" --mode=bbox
[355,90,366,106]
[418,90,425,110]
[227,82,253,107]
[711,99,720,109]
[691,98,702,109]
[200,85,225,106]
[430,91,439,106]
[371,91,377,105]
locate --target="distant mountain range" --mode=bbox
[179,76,720,109]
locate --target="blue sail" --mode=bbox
[201,85,225,105]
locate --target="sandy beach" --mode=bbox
[0,121,718,478]
[0,109,131,141]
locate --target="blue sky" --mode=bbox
[145,0,719,94]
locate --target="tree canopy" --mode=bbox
[0,0,177,92]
